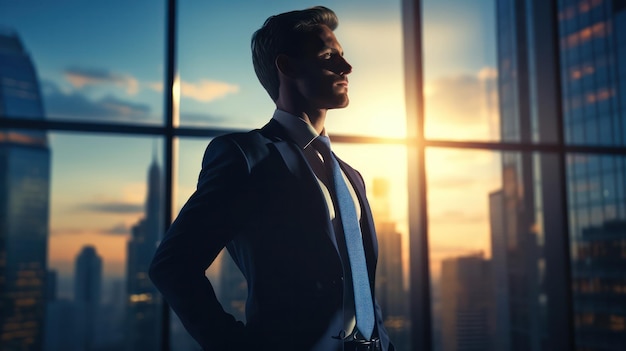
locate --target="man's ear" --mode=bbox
[276,54,297,78]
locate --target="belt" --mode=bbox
[344,337,381,351]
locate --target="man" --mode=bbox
[149,6,394,351]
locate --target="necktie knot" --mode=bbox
[313,135,331,152]
[313,136,334,164]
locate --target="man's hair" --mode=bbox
[251,6,338,102]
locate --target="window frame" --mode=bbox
[2,1,626,350]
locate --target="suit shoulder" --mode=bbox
[219,128,268,144]
[214,129,272,171]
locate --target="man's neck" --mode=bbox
[300,110,326,135]
[276,104,327,134]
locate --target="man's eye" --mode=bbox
[322,52,332,59]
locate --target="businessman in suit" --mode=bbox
[149,6,394,351]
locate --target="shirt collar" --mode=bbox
[272,109,326,150]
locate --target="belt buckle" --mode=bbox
[345,337,381,351]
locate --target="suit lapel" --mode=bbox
[260,120,341,254]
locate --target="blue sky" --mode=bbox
[1,0,501,277]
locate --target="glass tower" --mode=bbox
[496,0,626,350]
[74,246,103,351]
[496,1,544,349]
[125,155,162,351]
[0,29,50,351]
[559,1,626,350]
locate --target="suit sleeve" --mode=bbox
[149,135,251,351]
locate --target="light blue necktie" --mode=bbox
[314,135,375,340]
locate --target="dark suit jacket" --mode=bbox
[149,119,393,351]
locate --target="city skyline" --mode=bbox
[0,0,501,281]
[0,12,501,350]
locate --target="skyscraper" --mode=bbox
[370,178,409,350]
[0,29,50,351]
[496,0,626,350]
[496,1,545,349]
[74,246,103,351]
[125,154,162,351]
[440,253,494,351]
[488,190,511,351]
[558,1,626,350]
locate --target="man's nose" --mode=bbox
[339,57,352,75]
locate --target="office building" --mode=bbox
[496,0,626,349]
[558,1,626,349]
[74,246,103,351]
[488,190,512,351]
[370,178,409,349]
[0,29,50,351]
[125,154,162,351]
[440,254,494,351]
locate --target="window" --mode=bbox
[2,1,625,350]
[1,1,411,351]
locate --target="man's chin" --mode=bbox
[328,97,350,110]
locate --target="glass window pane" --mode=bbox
[426,148,559,351]
[335,143,410,350]
[567,153,626,349]
[170,138,210,351]
[422,0,500,141]
[0,1,165,125]
[178,2,407,138]
[42,133,163,351]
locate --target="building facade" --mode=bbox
[370,178,410,350]
[440,254,494,351]
[0,29,50,351]
[74,246,103,351]
[496,0,626,350]
[125,155,162,351]
[559,1,626,349]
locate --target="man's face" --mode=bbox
[290,25,352,110]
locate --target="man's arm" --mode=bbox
[149,135,250,350]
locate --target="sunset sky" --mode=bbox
[1,0,501,282]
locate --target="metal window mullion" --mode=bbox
[549,0,575,349]
[160,0,177,350]
[403,0,432,350]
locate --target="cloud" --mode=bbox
[79,201,143,214]
[42,80,153,121]
[181,80,239,102]
[50,228,84,236]
[477,66,497,80]
[99,95,151,117]
[64,66,140,95]
[50,223,131,236]
[103,223,131,235]
[425,70,497,124]
[180,112,229,125]
[150,79,240,103]
[424,67,499,139]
